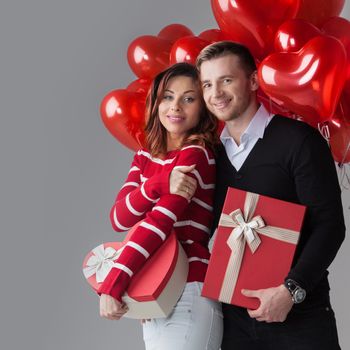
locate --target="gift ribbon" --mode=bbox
[83,244,124,283]
[218,192,299,304]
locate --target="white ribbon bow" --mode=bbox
[230,209,265,250]
[83,244,124,283]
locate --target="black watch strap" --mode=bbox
[284,279,306,304]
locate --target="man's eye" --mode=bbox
[203,83,211,89]
[223,78,232,84]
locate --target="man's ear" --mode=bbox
[250,70,259,91]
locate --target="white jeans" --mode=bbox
[142,282,223,350]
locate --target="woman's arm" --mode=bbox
[99,146,216,303]
[110,151,171,232]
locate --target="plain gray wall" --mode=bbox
[1,1,349,349]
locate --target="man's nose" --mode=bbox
[213,84,223,98]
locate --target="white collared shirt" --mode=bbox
[220,105,274,171]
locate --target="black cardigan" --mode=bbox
[212,115,345,303]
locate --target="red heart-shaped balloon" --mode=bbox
[100,89,146,151]
[259,35,347,124]
[323,17,350,96]
[158,24,194,44]
[274,19,321,52]
[296,0,345,28]
[275,17,350,105]
[169,36,210,65]
[275,17,350,60]
[126,78,152,95]
[257,89,294,118]
[211,17,266,60]
[198,29,232,43]
[211,0,299,59]
[127,35,172,79]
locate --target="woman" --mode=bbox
[99,62,223,349]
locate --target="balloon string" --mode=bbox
[268,97,273,118]
[337,100,350,168]
[338,164,350,191]
[335,137,350,190]
[340,140,350,167]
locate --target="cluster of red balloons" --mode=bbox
[100,0,350,164]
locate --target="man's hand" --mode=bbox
[242,284,293,323]
[169,165,197,201]
[99,294,129,320]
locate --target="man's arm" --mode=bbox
[244,129,345,322]
[286,129,345,290]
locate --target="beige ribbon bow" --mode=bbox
[218,192,299,304]
[83,244,124,283]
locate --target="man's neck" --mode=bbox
[226,101,259,145]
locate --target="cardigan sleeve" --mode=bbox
[109,151,170,232]
[98,146,216,301]
[286,129,345,293]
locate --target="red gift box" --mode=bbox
[83,222,188,318]
[202,187,306,309]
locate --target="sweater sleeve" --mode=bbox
[98,146,215,301]
[110,151,170,232]
[286,129,346,292]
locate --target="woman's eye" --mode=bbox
[184,97,195,103]
[163,95,173,100]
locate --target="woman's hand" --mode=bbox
[140,319,151,324]
[99,294,129,320]
[169,165,197,200]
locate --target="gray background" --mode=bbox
[1,1,349,349]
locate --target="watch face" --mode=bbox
[294,289,306,303]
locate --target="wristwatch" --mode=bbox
[284,279,306,304]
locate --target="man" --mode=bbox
[172,41,345,349]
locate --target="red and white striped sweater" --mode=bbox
[98,145,216,302]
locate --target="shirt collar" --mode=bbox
[220,104,273,143]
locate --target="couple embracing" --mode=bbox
[98,41,345,350]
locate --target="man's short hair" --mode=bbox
[196,41,257,76]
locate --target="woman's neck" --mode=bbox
[166,135,184,152]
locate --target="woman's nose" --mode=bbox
[170,102,181,111]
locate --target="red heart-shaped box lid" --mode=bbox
[83,223,179,302]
